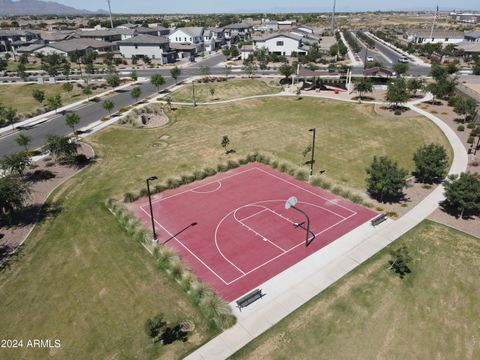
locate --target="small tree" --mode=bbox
[209,87,215,98]
[1,106,17,129]
[0,175,31,225]
[221,135,230,154]
[62,62,71,78]
[170,66,181,84]
[102,99,115,115]
[150,74,165,93]
[65,112,80,135]
[224,65,232,79]
[0,58,8,72]
[106,73,120,89]
[413,143,448,183]
[131,86,142,102]
[0,151,31,175]
[130,70,138,82]
[385,78,409,109]
[366,156,408,202]
[353,78,373,101]
[32,89,45,104]
[16,63,28,81]
[229,46,239,58]
[15,133,31,152]
[46,94,62,113]
[43,134,78,162]
[393,62,409,76]
[278,63,294,80]
[388,245,412,279]
[242,62,257,78]
[82,86,92,100]
[407,78,424,97]
[62,82,73,94]
[443,172,480,218]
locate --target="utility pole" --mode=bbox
[331,0,337,33]
[106,0,114,29]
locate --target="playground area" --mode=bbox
[131,163,377,301]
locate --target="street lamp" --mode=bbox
[285,196,315,247]
[192,80,197,107]
[146,176,158,241]
[309,128,316,180]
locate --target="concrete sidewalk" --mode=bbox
[340,31,363,67]
[184,94,468,360]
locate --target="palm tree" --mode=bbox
[15,133,31,152]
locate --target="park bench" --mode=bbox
[371,214,387,227]
[236,289,264,310]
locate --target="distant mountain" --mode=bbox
[0,0,106,16]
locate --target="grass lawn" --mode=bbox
[0,83,103,116]
[169,79,281,103]
[0,95,452,359]
[232,220,480,360]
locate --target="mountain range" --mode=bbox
[0,0,106,16]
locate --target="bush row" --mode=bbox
[104,198,236,330]
[122,152,373,208]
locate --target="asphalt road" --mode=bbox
[0,54,228,156]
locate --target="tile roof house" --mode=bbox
[17,38,116,56]
[242,32,308,58]
[117,34,175,64]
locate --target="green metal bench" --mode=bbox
[236,289,263,310]
[371,214,387,227]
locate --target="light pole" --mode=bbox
[192,80,196,107]
[146,176,158,241]
[309,128,316,180]
[285,197,315,247]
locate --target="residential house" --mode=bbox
[242,33,308,59]
[117,34,175,64]
[223,23,253,43]
[77,29,122,43]
[147,25,171,36]
[115,26,158,40]
[169,27,204,53]
[464,32,480,43]
[255,20,279,32]
[277,20,297,30]
[449,12,480,24]
[17,38,116,56]
[0,29,40,52]
[404,29,464,44]
[39,30,77,43]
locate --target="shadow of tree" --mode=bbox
[1,202,62,229]
[439,201,479,220]
[160,324,188,344]
[0,244,23,272]
[24,169,56,183]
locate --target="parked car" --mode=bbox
[366,55,374,62]
[398,57,409,63]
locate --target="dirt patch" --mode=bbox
[118,105,169,129]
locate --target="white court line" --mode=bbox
[237,207,268,222]
[190,180,222,194]
[139,206,233,284]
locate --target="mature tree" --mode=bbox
[62,82,73,94]
[329,43,339,57]
[393,62,409,76]
[15,133,31,152]
[446,61,459,75]
[130,86,142,102]
[150,74,165,93]
[170,66,181,84]
[443,172,480,218]
[430,62,447,81]
[221,135,230,154]
[65,112,80,134]
[229,45,240,58]
[427,76,457,102]
[366,156,408,202]
[144,314,167,342]
[1,106,17,129]
[413,143,449,183]
[18,53,29,65]
[278,63,294,80]
[16,63,28,81]
[43,134,78,161]
[46,94,62,113]
[407,78,425,97]
[385,78,409,109]
[130,70,138,82]
[32,89,45,104]
[353,77,373,100]
[0,151,31,175]
[224,65,232,79]
[242,62,257,78]
[82,86,92,100]
[0,175,31,225]
[102,99,115,114]
[106,73,120,89]
[62,62,71,78]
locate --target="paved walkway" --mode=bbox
[184,94,468,360]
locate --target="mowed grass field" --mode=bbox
[0,83,102,115]
[0,93,452,359]
[232,221,480,360]
[169,79,281,103]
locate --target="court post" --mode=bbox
[309,128,316,182]
[146,176,158,241]
[285,196,315,247]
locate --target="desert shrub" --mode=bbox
[467,122,475,129]
[123,192,136,203]
[193,170,206,180]
[331,186,343,195]
[287,168,296,176]
[226,160,239,169]
[217,163,227,172]
[457,125,465,131]
[394,110,402,116]
[246,153,258,163]
[295,170,308,181]
[467,136,475,144]
[153,184,166,193]
[203,167,217,177]
[139,188,148,197]
[166,178,180,189]
[279,163,289,173]
[270,160,279,169]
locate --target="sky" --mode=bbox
[56,1,480,14]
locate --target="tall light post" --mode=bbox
[146,176,158,241]
[192,80,196,106]
[106,0,114,29]
[331,0,337,33]
[309,128,316,180]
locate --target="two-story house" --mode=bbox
[168,27,205,53]
[117,34,175,64]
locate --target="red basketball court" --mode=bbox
[131,163,377,302]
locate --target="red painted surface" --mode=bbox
[131,163,377,302]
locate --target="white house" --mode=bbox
[223,23,253,43]
[169,27,204,53]
[117,34,175,64]
[246,33,308,58]
[464,31,480,42]
[404,29,464,44]
[17,38,116,56]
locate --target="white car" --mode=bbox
[398,57,409,63]
[366,56,374,62]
